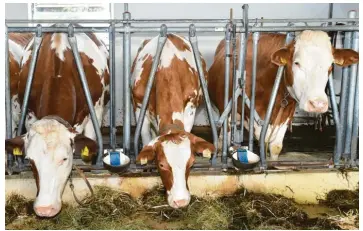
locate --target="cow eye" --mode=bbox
[159,163,164,168]
[294,61,300,66]
[63,158,68,161]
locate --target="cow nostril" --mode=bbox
[174,199,188,208]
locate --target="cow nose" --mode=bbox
[34,205,59,217]
[308,99,328,113]
[173,199,189,208]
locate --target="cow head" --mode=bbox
[271,30,359,113]
[5,119,97,217]
[136,132,215,209]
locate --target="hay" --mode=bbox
[5,186,359,230]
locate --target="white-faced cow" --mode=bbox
[8,33,34,136]
[5,29,109,217]
[208,30,359,160]
[132,34,215,209]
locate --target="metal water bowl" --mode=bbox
[103,149,131,173]
[229,146,260,170]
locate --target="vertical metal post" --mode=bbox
[350,71,358,166]
[5,25,14,173]
[239,4,249,144]
[222,23,233,169]
[339,10,355,154]
[189,24,219,166]
[329,73,343,166]
[68,24,103,165]
[17,24,42,136]
[248,32,259,151]
[230,24,238,145]
[259,32,294,169]
[109,22,116,150]
[134,25,167,158]
[344,30,359,155]
[123,5,132,156]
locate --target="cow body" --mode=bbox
[132,34,214,208]
[8,33,34,136]
[6,30,109,217]
[208,30,359,160]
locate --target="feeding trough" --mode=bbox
[102,149,130,173]
[229,146,260,170]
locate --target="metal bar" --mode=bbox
[133,25,168,158]
[344,30,359,155]
[124,3,129,12]
[350,70,359,166]
[217,88,241,127]
[329,73,343,166]
[239,4,249,145]
[189,24,219,166]
[6,25,359,34]
[248,32,259,151]
[339,10,355,155]
[258,32,295,168]
[231,23,238,145]
[67,25,103,166]
[5,17,359,24]
[123,9,132,157]
[17,25,43,137]
[5,25,14,173]
[222,23,233,170]
[7,27,109,33]
[109,23,116,150]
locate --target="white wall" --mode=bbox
[5,3,359,126]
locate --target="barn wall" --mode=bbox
[5,3,359,126]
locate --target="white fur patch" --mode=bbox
[183,102,196,132]
[21,38,34,67]
[162,136,191,204]
[8,39,25,64]
[172,111,183,123]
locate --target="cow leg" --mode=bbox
[135,107,152,147]
[252,119,289,161]
[183,102,196,133]
[83,97,104,141]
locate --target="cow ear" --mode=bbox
[136,143,157,165]
[188,133,215,159]
[333,49,359,67]
[271,48,290,66]
[5,135,26,156]
[73,134,98,163]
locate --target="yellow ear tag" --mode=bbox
[280,57,287,65]
[81,146,89,157]
[334,59,344,66]
[13,147,22,156]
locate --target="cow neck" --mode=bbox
[159,124,185,135]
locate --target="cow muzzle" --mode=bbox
[34,204,61,217]
[306,97,328,113]
[168,192,191,209]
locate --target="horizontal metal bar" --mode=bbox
[7,25,359,34]
[5,17,359,24]
[7,27,109,33]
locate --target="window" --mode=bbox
[29,3,112,47]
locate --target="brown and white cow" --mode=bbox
[132,34,215,209]
[208,30,359,160]
[5,29,109,217]
[8,33,34,136]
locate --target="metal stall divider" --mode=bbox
[259,31,295,169]
[344,30,359,157]
[109,22,117,151]
[350,70,359,167]
[16,25,43,171]
[68,24,104,166]
[123,4,132,157]
[222,23,233,170]
[188,24,219,167]
[133,25,168,159]
[338,10,356,162]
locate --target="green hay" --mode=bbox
[5,186,359,230]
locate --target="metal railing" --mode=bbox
[5,3,359,174]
